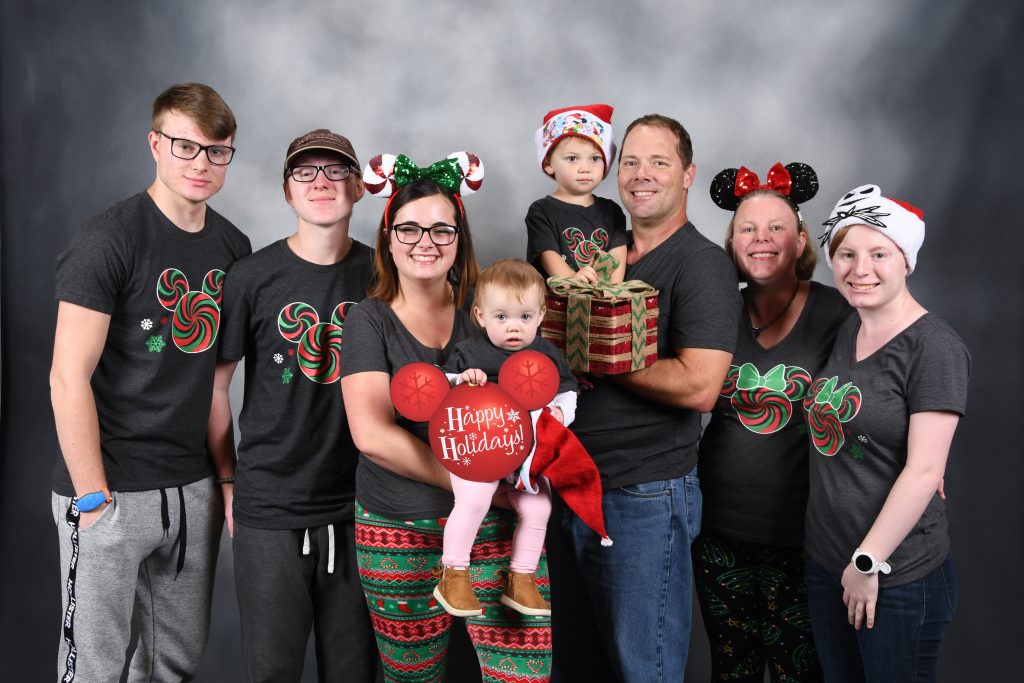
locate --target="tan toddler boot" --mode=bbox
[432,565,483,617]
[500,571,551,616]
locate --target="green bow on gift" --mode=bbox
[547,249,657,373]
[814,376,855,410]
[393,154,464,194]
[736,363,786,392]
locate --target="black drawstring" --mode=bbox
[176,486,187,575]
[160,489,169,535]
[159,487,187,576]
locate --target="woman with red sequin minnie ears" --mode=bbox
[803,185,969,682]
[340,152,554,681]
[695,162,849,682]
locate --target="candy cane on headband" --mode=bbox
[362,151,485,227]
[710,162,819,212]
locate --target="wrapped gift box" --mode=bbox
[541,260,659,375]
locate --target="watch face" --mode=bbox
[854,553,874,572]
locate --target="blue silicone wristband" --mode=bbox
[78,490,110,513]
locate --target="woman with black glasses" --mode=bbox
[341,154,554,681]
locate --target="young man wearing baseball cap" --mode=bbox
[50,82,250,681]
[212,128,378,680]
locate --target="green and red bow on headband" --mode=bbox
[362,151,485,198]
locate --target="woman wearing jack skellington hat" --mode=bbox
[803,185,970,682]
[695,162,848,682]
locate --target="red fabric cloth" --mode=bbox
[530,409,612,545]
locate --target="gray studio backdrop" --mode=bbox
[2,1,1020,680]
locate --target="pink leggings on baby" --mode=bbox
[443,474,551,573]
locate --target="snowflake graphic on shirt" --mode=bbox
[140,318,153,330]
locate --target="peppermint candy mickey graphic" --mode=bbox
[803,376,862,456]
[155,268,225,353]
[562,227,609,268]
[719,362,813,434]
[390,351,612,544]
[277,301,356,384]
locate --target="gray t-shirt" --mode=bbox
[219,239,373,529]
[570,224,741,489]
[53,192,251,494]
[804,313,970,586]
[699,282,852,545]
[340,297,474,519]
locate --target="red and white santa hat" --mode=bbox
[820,184,926,273]
[535,104,616,178]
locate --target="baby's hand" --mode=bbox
[549,406,565,424]
[573,266,598,284]
[458,368,487,386]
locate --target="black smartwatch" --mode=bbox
[851,548,891,576]
[77,487,111,513]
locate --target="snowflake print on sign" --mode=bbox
[276,301,357,383]
[562,227,610,268]
[390,363,448,422]
[498,350,559,409]
[154,267,226,354]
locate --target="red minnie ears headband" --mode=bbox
[710,162,819,212]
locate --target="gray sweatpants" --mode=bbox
[52,477,222,682]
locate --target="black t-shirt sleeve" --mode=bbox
[218,263,251,361]
[54,218,131,314]
[525,199,561,265]
[669,247,740,353]
[907,322,971,416]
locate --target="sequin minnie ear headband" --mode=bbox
[362,152,485,228]
[710,162,819,214]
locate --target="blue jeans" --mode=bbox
[805,555,957,683]
[547,469,702,682]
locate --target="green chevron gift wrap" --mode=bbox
[541,251,659,375]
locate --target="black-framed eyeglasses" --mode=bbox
[391,223,460,246]
[157,131,235,165]
[289,164,355,183]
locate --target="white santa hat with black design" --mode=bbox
[821,184,926,273]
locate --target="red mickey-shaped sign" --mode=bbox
[429,382,533,482]
[389,363,448,422]
[389,351,563,482]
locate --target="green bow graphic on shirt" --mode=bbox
[392,154,463,194]
[736,363,787,392]
[813,376,856,410]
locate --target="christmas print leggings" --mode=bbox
[693,531,825,682]
[355,502,551,683]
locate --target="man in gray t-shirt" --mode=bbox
[547,114,740,682]
[50,83,249,681]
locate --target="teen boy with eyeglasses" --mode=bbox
[50,82,250,681]
[211,128,378,680]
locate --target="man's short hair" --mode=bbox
[152,83,237,141]
[622,114,693,168]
